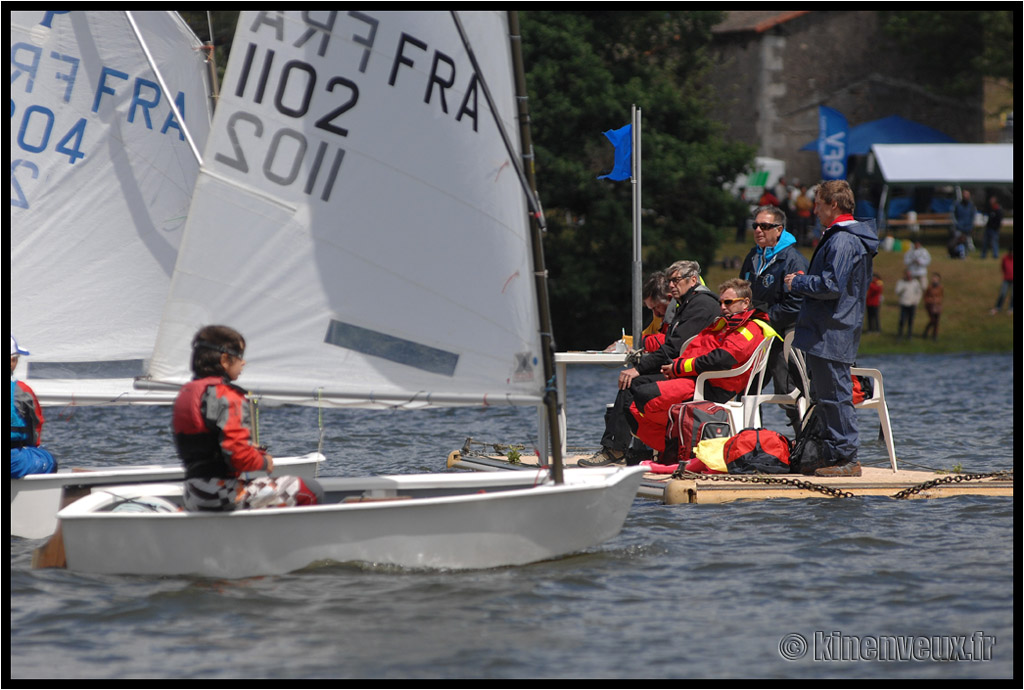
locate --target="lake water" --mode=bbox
[10,353,1014,679]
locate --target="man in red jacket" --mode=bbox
[627,279,776,453]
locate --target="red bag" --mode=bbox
[852,374,873,405]
[723,428,791,474]
[663,401,732,464]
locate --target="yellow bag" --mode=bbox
[691,436,729,473]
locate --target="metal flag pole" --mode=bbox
[631,105,643,347]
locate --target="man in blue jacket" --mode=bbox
[951,189,976,244]
[785,181,878,477]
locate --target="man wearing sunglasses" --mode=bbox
[624,278,777,455]
[784,180,879,477]
[580,260,719,466]
[739,205,809,430]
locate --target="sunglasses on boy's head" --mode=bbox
[720,298,746,306]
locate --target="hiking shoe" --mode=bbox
[578,447,625,467]
[814,461,862,477]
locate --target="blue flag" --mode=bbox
[597,124,632,181]
[817,106,848,180]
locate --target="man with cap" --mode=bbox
[11,335,58,478]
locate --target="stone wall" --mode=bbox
[707,11,983,187]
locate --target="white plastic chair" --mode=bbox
[691,336,775,434]
[748,336,899,472]
[742,330,809,428]
[850,367,898,472]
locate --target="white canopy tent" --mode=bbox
[870,143,1013,184]
[868,144,1014,228]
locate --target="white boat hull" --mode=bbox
[10,454,322,540]
[57,466,645,578]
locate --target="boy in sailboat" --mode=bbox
[10,335,58,478]
[173,326,323,511]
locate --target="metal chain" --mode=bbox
[671,469,1013,500]
[890,471,1013,500]
[670,469,856,499]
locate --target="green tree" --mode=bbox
[520,11,753,349]
[878,10,1015,98]
[179,11,240,87]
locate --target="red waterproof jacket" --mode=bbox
[172,377,270,479]
[666,309,773,393]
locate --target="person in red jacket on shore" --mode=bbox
[173,325,322,511]
[989,248,1013,315]
[626,279,777,454]
[865,273,883,333]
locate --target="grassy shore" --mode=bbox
[704,226,1014,355]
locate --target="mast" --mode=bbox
[507,11,564,484]
[203,11,220,108]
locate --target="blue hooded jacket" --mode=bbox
[790,219,879,364]
[740,230,809,333]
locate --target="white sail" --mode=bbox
[10,11,212,404]
[147,11,543,408]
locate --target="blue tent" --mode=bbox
[801,115,957,155]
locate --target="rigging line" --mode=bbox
[316,388,325,462]
[124,11,204,166]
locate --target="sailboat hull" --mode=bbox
[56,466,645,577]
[10,454,322,540]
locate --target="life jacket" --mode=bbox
[173,377,269,479]
[10,380,43,448]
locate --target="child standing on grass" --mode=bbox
[922,273,944,340]
[990,248,1013,315]
[865,273,884,333]
[895,270,923,340]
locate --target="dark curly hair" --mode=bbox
[190,325,245,378]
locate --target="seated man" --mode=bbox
[627,279,777,454]
[580,260,719,466]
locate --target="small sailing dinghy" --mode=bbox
[51,10,645,577]
[57,467,642,577]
